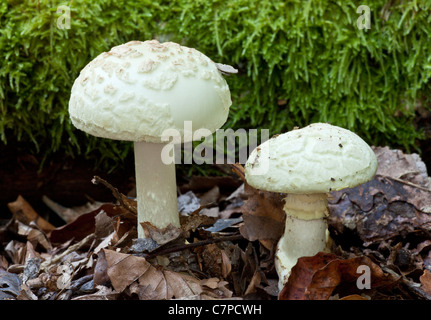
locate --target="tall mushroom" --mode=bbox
[69,40,232,238]
[244,123,377,291]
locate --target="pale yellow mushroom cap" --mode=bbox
[244,123,378,194]
[69,40,232,143]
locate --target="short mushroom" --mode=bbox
[244,123,377,291]
[69,40,232,238]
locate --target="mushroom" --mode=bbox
[69,40,232,237]
[244,123,377,291]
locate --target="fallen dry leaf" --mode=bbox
[372,146,430,188]
[329,176,431,244]
[237,171,285,250]
[42,195,106,224]
[93,249,110,287]
[16,283,38,300]
[40,233,95,272]
[49,204,133,243]
[100,249,232,300]
[199,185,221,206]
[279,252,397,300]
[420,269,431,295]
[0,256,8,270]
[94,210,115,239]
[279,252,337,300]
[72,285,119,300]
[8,195,55,233]
[230,164,285,249]
[196,243,231,279]
[3,148,429,301]
[0,269,22,299]
[5,240,27,265]
[27,228,52,251]
[240,214,284,243]
[244,270,262,296]
[140,222,183,246]
[180,211,216,237]
[329,148,431,245]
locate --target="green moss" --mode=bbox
[168,0,431,149]
[1,0,430,172]
[1,0,163,169]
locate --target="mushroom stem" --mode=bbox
[275,193,329,290]
[134,141,180,238]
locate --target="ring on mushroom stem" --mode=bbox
[244,122,377,294]
[68,40,232,238]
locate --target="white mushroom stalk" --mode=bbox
[244,123,378,293]
[134,141,179,231]
[68,40,232,238]
[275,193,329,288]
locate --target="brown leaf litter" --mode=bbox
[1,146,431,300]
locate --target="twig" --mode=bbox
[230,163,245,182]
[53,274,94,300]
[377,174,431,192]
[143,234,244,259]
[381,266,431,300]
[40,234,96,271]
[92,176,137,215]
[69,274,94,292]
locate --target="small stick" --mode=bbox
[143,234,244,259]
[40,234,96,271]
[230,163,245,182]
[377,174,431,192]
[92,176,137,215]
[381,266,431,300]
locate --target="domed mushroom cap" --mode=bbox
[69,40,232,143]
[244,123,378,194]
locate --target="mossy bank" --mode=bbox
[1,0,430,172]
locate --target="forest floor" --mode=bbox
[1,146,431,301]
